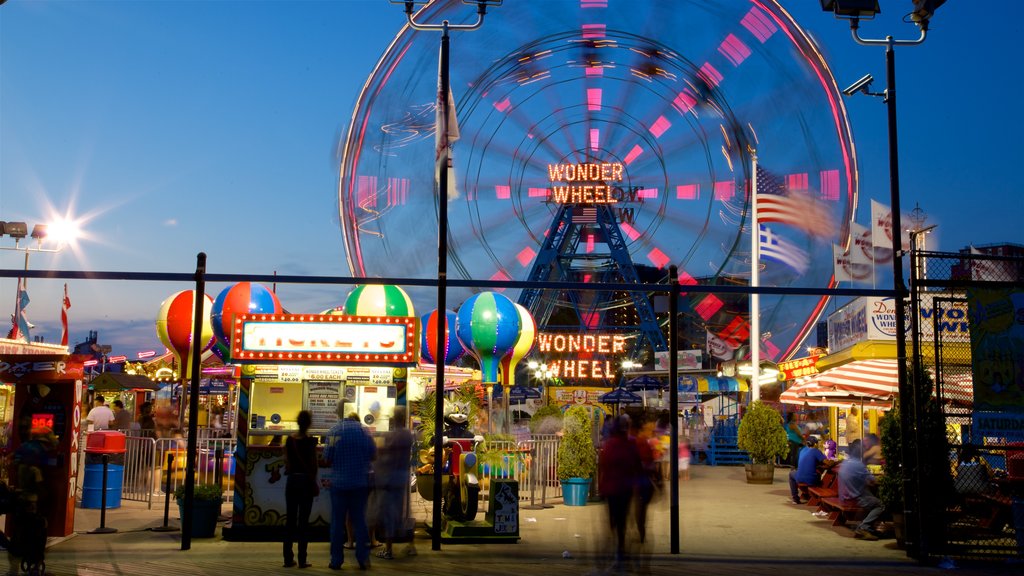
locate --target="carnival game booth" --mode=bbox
[678,374,748,465]
[1,351,87,538]
[89,372,160,429]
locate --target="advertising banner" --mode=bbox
[968,287,1024,440]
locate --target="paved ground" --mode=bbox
[12,465,1022,575]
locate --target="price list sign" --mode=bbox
[306,381,342,430]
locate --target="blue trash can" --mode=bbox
[81,430,127,509]
[561,478,591,506]
[81,462,124,509]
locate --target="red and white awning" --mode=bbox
[813,359,901,397]
[782,359,973,409]
[780,375,893,410]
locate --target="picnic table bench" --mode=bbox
[806,468,839,506]
[820,497,866,527]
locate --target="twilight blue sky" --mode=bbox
[1,0,1021,358]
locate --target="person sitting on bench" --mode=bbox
[837,439,884,540]
[788,435,830,504]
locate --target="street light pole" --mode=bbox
[390,0,499,552]
[1,221,73,342]
[821,1,936,557]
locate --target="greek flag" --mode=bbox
[759,224,808,274]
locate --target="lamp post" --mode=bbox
[1,220,76,342]
[390,0,500,551]
[820,0,942,560]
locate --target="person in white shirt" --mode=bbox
[86,395,115,430]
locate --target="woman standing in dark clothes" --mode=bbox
[283,410,318,568]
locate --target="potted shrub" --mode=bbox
[877,408,905,546]
[529,404,563,435]
[736,400,788,484]
[174,482,224,538]
[557,405,596,505]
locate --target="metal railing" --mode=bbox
[478,435,562,510]
[77,431,236,509]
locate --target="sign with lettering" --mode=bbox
[535,332,626,381]
[548,162,623,204]
[777,356,820,381]
[829,294,970,353]
[487,479,519,536]
[305,380,341,430]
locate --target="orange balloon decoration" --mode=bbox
[156,290,215,379]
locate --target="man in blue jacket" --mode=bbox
[324,403,376,570]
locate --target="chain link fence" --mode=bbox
[910,249,1023,560]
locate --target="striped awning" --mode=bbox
[678,375,748,393]
[813,359,901,397]
[779,375,893,410]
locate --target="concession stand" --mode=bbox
[221,311,418,541]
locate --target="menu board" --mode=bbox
[305,381,342,430]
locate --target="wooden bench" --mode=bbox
[966,492,1013,531]
[820,497,866,527]
[796,482,811,502]
[806,468,839,506]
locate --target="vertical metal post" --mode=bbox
[89,453,117,534]
[668,265,680,554]
[431,22,450,553]
[880,41,920,560]
[182,252,207,550]
[152,452,179,532]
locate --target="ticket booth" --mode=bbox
[2,354,87,537]
[221,312,419,540]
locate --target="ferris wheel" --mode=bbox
[337,0,857,361]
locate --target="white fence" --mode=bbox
[478,434,563,510]
[78,430,555,513]
[78,431,236,509]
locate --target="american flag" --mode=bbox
[759,224,808,274]
[755,165,834,237]
[572,206,597,224]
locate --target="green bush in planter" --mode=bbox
[529,404,564,434]
[557,405,596,481]
[878,408,903,512]
[174,483,225,502]
[736,401,788,465]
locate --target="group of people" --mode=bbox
[597,414,665,570]
[281,402,414,570]
[787,432,886,541]
[84,394,158,437]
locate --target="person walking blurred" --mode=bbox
[324,403,376,570]
[598,414,641,568]
[283,410,318,568]
[371,407,415,560]
[632,417,660,544]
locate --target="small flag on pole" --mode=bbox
[11,278,33,342]
[759,224,809,274]
[435,48,461,202]
[870,199,911,256]
[61,283,71,347]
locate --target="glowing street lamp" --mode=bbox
[1,218,78,341]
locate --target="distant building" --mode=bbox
[949,243,1024,282]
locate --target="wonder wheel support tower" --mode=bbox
[518,203,667,355]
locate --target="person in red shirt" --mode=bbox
[598,414,641,566]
